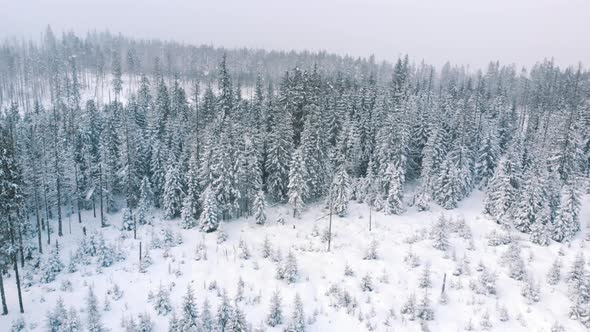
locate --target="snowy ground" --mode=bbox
[3,191,590,331]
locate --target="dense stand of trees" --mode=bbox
[0,27,589,315]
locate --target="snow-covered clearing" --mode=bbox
[4,191,589,331]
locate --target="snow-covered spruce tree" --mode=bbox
[287,294,306,332]
[217,290,234,332]
[364,239,379,260]
[121,207,134,231]
[261,236,273,259]
[201,298,214,332]
[431,215,449,251]
[432,153,463,210]
[419,263,432,288]
[253,189,266,225]
[284,250,299,284]
[501,242,526,281]
[288,147,307,218]
[567,252,586,296]
[330,164,351,217]
[179,285,199,331]
[137,175,154,225]
[521,275,541,304]
[360,274,374,292]
[475,129,499,188]
[267,290,283,327]
[547,258,562,285]
[513,163,546,233]
[400,293,416,321]
[265,83,293,203]
[229,300,248,332]
[137,313,155,332]
[383,162,405,215]
[569,276,590,327]
[63,307,82,332]
[153,283,172,316]
[86,287,106,332]
[41,244,64,283]
[46,297,67,331]
[167,312,180,332]
[163,156,183,219]
[416,290,434,321]
[553,180,581,242]
[181,155,201,229]
[483,156,516,223]
[199,184,219,232]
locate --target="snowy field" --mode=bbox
[3,191,589,332]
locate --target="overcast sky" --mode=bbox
[1,0,588,70]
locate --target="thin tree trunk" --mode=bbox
[35,189,43,253]
[99,163,105,227]
[75,165,82,223]
[8,216,24,313]
[0,269,7,315]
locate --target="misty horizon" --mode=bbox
[1,0,588,70]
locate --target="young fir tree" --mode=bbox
[217,290,233,332]
[288,294,306,332]
[253,189,267,225]
[86,287,106,332]
[179,285,199,331]
[201,298,214,332]
[46,297,67,331]
[288,148,307,218]
[267,290,283,327]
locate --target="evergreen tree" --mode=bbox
[267,290,283,327]
[553,181,581,242]
[199,184,219,232]
[330,164,351,217]
[287,294,305,332]
[288,148,307,218]
[163,157,183,219]
[253,189,266,225]
[179,285,199,331]
[383,162,405,215]
[86,287,105,332]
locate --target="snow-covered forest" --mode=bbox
[1,27,590,331]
